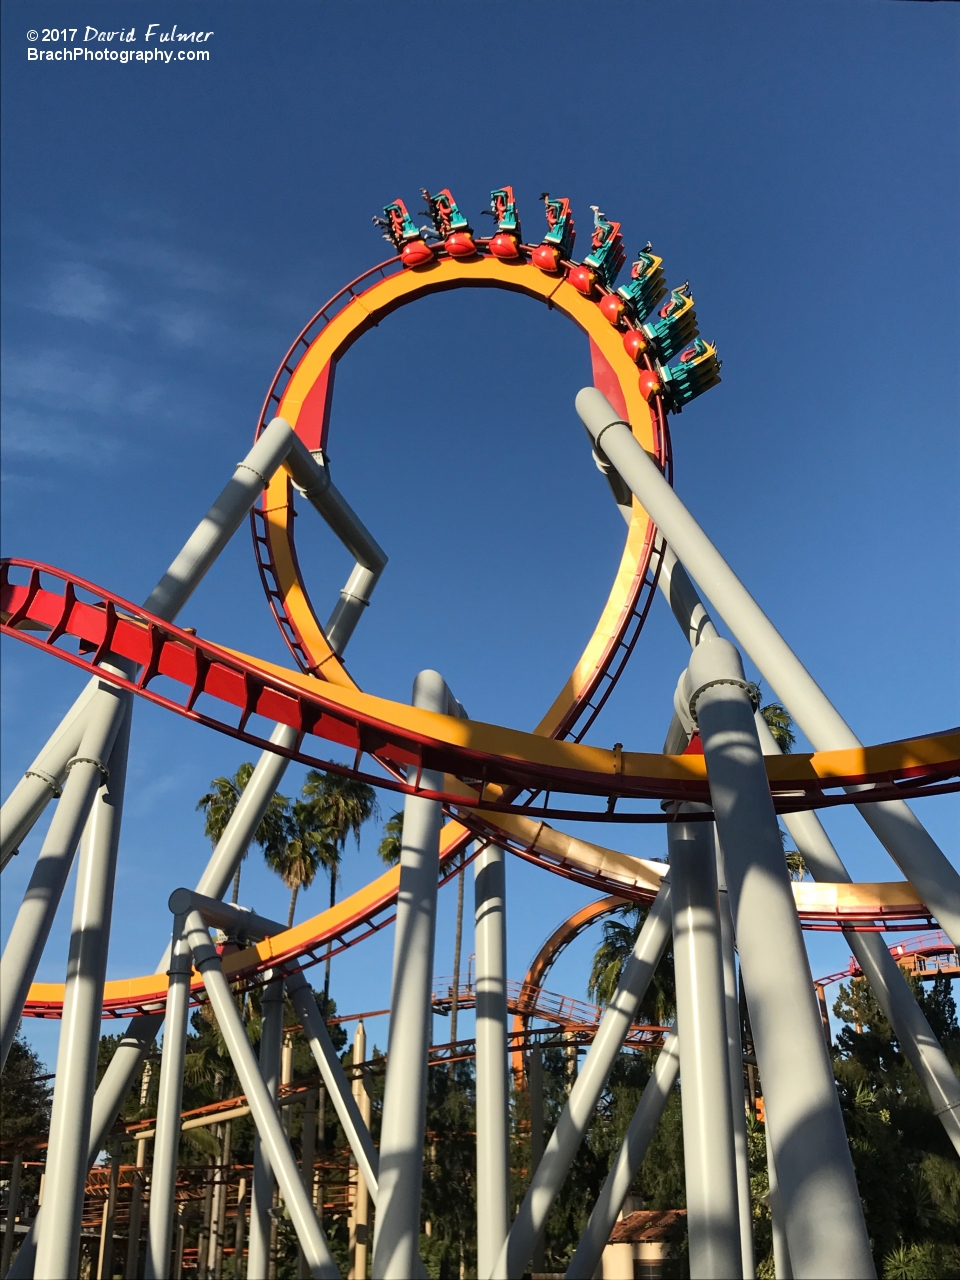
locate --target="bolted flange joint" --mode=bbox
[688,677,760,725]
[64,755,109,780]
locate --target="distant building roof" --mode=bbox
[609,1209,687,1244]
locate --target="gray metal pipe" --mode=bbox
[0,682,98,868]
[325,564,378,657]
[688,637,874,1278]
[145,915,192,1280]
[767,1137,793,1280]
[247,974,285,1280]
[565,1032,681,1280]
[655,537,960,1159]
[34,704,132,1280]
[753,714,960,1155]
[668,811,741,1278]
[474,843,510,1279]
[717,849,756,1279]
[287,972,379,1201]
[182,915,339,1279]
[372,670,448,1280]
[0,680,128,1069]
[143,416,297,622]
[2,413,301,869]
[285,438,388,576]
[494,881,674,1280]
[575,387,960,946]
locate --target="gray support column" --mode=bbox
[145,915,192,1280]
[0,682,97,868]
[528,1046,545,1278]
[0,681,128,1068]
[576,387,960,945]
[1,417,297,872]
[717,850,756,1279]
[247,976,284,1280]
[371,670,448,1280]
[286,973,379,1201]
[657,531,960,1157]
[495,882,674,1280]
[688,637,874,1278]
[181,914,339,1279]
[767,1139,793,1280]
[141,416,296,622]
[0,1150,23,1279]
[8,723,305,1280]
[753,715,960,1156]
[34,704,132,1280]
[565,1032,681,1280]
[668,812,741,1279]
[474,844,510,1279]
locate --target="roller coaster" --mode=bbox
[1,185,958,1280]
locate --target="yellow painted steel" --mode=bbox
[259,254,660,740]
[26,878,927,1016]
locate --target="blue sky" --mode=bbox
[2,1,957,1070]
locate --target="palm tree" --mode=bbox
[588,904,676,1025]
[760,701,795,754]
[196,763,289,903]
[377,810,404,865]
[300,768,379,996]
[264,799,336,928]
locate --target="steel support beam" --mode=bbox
[687,636,874,1278]
[495,881,674,1279]
[371,669,449,1280]
[181,913,339,1278]
[0,682,98,869]
[656,536,960,1158]
[287,972,379,1201]
[565,1032,681,1280]
[474,843,510,1279]
[34,705,132,1280]
[0,681,128,1068]
[576,387,960,946]
[247,974,285,1280]
[753,715,960,1155]
[145,914,192,1280]
[668,810,741,1278]
[717,848,756,1279]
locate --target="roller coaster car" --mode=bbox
[420,187,477,257]
[617,245,667,319]
[533,193,576,271]
[583,206,626,290]
[660,338,722,409]
[373,198,435,267]
[488,185,523,259]
[641,283,699,361]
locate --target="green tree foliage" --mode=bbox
[760,701,795,754]
[832,973,960,1274]
[264,798,338,928]
[377,810,404,866]
[0,1031,52,1209]
[300,770,379,893]
[196,762,289,902]
[587,903,676,1024]
[0,1032,51,1150]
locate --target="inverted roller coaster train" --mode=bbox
[1,185,958,1280]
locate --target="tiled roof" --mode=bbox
[609,1208,687,1244]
